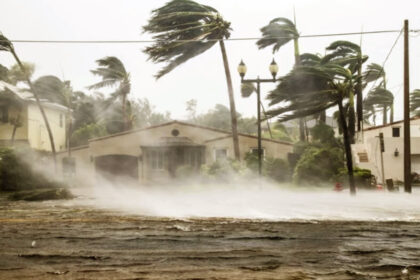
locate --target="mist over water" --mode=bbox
[69,179,420,222]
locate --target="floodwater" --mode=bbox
[1,186,420,279]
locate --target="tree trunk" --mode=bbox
[356,56,363,131]
[293,38,306,142]
[11,50,57,168]
[348,90,356,144]
[219,40,240,160]
[320,111,326,124]
[11,114,20,146]
[390,103,394,123]
[338,99,356,195]
[67,109,72,157]
[382,105,387,125]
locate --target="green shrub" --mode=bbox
[244,152,290,182]
[0,147,64,192]
[337,167,374,188]
[293,146,344,185]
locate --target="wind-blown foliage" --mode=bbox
[143,0,231,79]
[266,62,357,194]
[0,32,57,166]
[88,56,131,131]
[256,17,299,54]
[143,0,240,160]
[364,87,394,124]
[410,89,420,117]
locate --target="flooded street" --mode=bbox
[1,189,420,279]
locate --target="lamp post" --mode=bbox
[237,59,279,176]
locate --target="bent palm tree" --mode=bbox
[256,17,307,141]
[0,33,57,166]
[143,0,240,160]
[324,40,368,142]
[364,87,394,125]
[88,56,131,131]
[266,63,357,194]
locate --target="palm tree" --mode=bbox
[266,63,357,194]
[88,56,131,131]
[143,0,240,160]
[362,63,393,124]
[324,41,368,142]
[364,87,394,125]
[410,89,420,117]
[0,33,57,166]
[256,17,307,141]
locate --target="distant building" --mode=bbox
[352,117,420,183]
[0,81,68,151]
[58,121,293,184]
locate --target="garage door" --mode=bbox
[95,155,138,181]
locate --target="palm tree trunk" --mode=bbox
[219,40,240,160]
[11,49,57,168]
[320,111,326,123]
[348,90,356,143]
[67,109,72,157]
[338,99,356,195]
[390,103,394,123]
[293,37,306,141]
[356,56,363,131]
[382,105,387,125]
[11,114,20,146]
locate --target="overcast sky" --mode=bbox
[1,0,420,121]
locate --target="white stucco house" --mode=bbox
[57,121,294,184]
[0,80,68,151]
[352,117,420,183]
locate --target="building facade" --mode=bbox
[0,81,68,151]
[58,121,293,184]
[352,117,420,183]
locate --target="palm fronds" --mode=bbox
[256,17,298,53]
[143,0,231,79]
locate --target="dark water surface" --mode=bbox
[1,197,420,279]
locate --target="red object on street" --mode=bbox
[334,182,343,191]
[376,184,384,190]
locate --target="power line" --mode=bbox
[365,28,404,94]
[3,29,419,44]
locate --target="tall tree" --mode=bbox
[323,41,368,142]
[257,17,306,141]
[88,56,131,131]
[266,63,357,194]
[0,33,57,166]
[143,0,240,160]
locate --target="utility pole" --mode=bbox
[403,19,412,193]
[379,133,385,184]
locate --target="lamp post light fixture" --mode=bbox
[237,59,280,176]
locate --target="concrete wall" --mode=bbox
[27,103,67,152]
[353,118,420,182]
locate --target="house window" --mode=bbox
[59,114,63,128]
[0,106,8,123]
[392,127,400,137]
[215,148,227,161]
[251,148,265,158]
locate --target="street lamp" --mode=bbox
[237,59,279,176]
